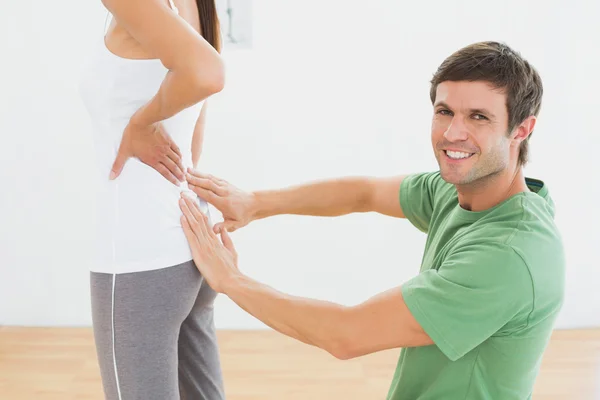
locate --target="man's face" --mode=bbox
[431,80,515,186]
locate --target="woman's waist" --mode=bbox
[94,164,208,222]
[97,155,193,191]
[93,191,209,244]
[91,224,194,271]
[90,102,202,148]
[95,184,208,220]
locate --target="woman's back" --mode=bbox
[79,2,208,274]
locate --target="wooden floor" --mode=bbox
[0,327,598,399]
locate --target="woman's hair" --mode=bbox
[196,0,222,53]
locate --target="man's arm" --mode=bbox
[179,192,432,360]
[186,172,409,232]
[223,275,433,359]
[252,175,408,219]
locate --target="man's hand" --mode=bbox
[110,118,186,185]
[185,169,256,233]
[179,193,240,293]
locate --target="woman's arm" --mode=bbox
[192,102,209,168]
[104,0,225,183]
[102,0,224,126]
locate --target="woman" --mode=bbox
[78,0,226,398]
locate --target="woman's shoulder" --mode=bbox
[103,0,201,60]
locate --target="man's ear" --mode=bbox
[512,115,537,143]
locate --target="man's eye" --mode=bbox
[473,114,488,120]
[437,109,452,116]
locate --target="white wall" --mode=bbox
[1,0,598,329]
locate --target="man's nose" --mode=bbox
[443,117,469,142]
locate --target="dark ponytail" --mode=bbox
[196,0,222,53]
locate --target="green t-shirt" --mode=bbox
[386,171,565,400]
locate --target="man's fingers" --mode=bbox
[189,185,227,209]
[190,186,215,202]
[179,196,206,243]
[220,229,236,254]
[213,222,224,234]
[186,174,226,196]
[187,168,227,185]
[183,195,206,226]
[214,221,238,234]
[179,196,198,225]
[182,195,214,241]
[186,168,211,179]
[209,174,227,185]
[156,163,180,186]
[180,215,201,258]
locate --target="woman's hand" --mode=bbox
[179,192,240,293]
[110,118,186,185]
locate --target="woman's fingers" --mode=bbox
[155,162,180,186]
[161,155,185,182]
[164,148,185,181]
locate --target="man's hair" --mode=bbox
[429,41,543,166]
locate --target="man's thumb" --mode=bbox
[213,221,238,234]
[220,229,235,253]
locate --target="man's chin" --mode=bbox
[439,169,473,186]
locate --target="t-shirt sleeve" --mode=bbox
[399,171,448,233]
[401,242,533,361]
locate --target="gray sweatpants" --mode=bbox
[90,260,225,400]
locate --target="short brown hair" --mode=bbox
[429,41,543,166]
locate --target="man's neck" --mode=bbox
[455,166,529,212]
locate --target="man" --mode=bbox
[151,41,565,399]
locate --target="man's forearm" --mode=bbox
[220,272,431,360]
[223,273,350,358]
[251,177,373,220]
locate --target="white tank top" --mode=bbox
[78,5,209,274]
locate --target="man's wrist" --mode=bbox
[250,190,275,221]
[221,270,247,297]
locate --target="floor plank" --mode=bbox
[0,328,598,399]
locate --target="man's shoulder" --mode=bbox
[402,170,456,201]
[404,170,446,187]
[450,219,565,312]
[399,170,457,233]
[460,206,564,276]
[484,186,564,263]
